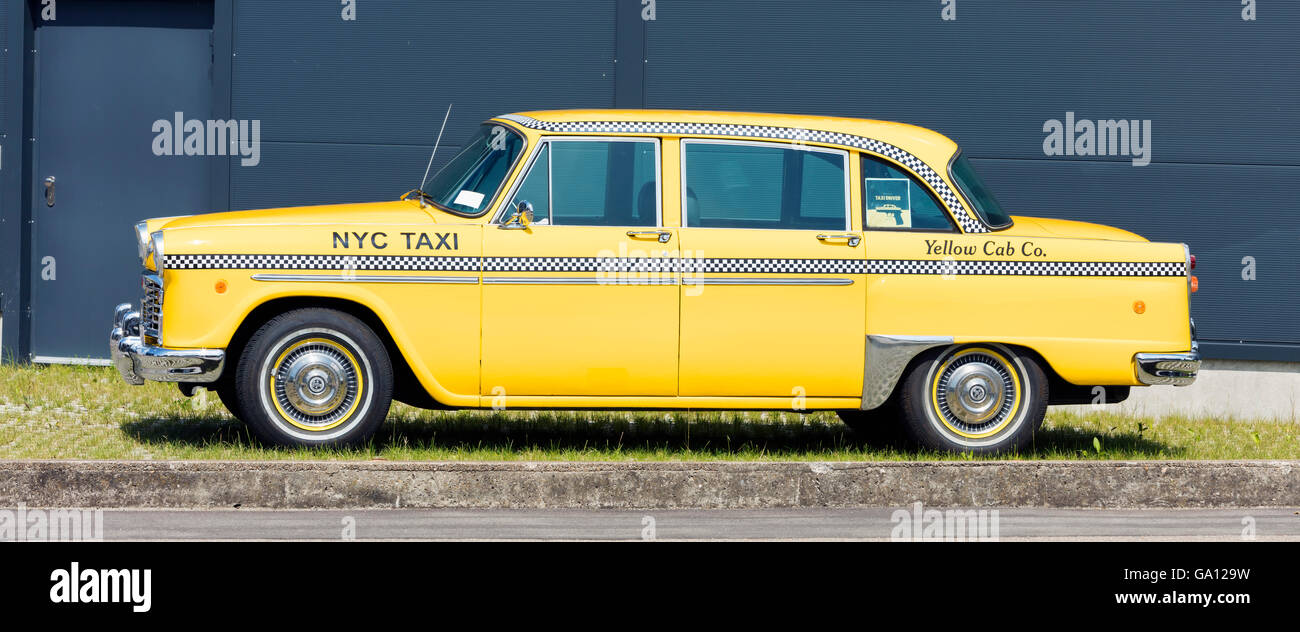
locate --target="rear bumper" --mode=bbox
[1134,337,1200,387]
[109,303,224,385]
[1134,350,1200,386]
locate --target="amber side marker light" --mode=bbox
[215,280,228,294]
[1133,300,1146,314]
[1189,276,1199,293]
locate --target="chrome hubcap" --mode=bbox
[943,362,1004,424]
[272,340,358,426]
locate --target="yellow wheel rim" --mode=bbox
[267,337,364,432]
[929,347,1023,439]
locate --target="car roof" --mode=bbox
[496,108,960,164]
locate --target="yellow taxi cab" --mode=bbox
[109,109,1199,453]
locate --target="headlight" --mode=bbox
[151,231,166,273]
[135,221,152,265]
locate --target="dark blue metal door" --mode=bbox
[31,2,212,361]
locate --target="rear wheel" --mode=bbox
[234,308,393,447]
[898,344,1047,454]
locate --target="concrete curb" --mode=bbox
[2,460,1298,509]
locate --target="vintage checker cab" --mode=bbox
[109,109,1200,453]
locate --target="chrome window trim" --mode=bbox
[250,273,479,284]
[492,136,664,229]
[679,138,852,232]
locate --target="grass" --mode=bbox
[0,363,1297,461]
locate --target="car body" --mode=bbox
[110,109,1199,452]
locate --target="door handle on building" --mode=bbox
[627,230,672,243]
[817,233,860,247]
[44,176,56,207]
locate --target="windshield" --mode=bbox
[949,154,1013,229]
[421,123,525,216]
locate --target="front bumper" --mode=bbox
[109,303,225,385]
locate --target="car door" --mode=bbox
[858,149,964,346]
[676,139,866,399]
[481,137,678,398]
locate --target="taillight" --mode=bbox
[1189,254,1196,270]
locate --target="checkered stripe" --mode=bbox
[163,254,480,271]
[681,258,865,275]
[163,254,869,275]
[167,253,1183,278]
[483,257,677,273]
[866,259,1186,277]
[497,114,989,233]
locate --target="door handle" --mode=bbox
[44,176,55,207]
[627,230,672,243]
[817,233,860,247]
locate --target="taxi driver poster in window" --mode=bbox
[865,177,911,228]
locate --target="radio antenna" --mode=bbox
[416,103,453,209]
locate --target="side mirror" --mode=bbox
[501,200,535,230]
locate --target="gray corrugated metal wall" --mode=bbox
[227,0,617,211]
[1,0,1296,362]
[642,0,1299,359]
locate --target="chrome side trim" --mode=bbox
[251,273,478,284]
[683,277,854,286]
[479,276,852,286]
[862,335,954,410]
[483,277,678,285]
[31,355,114,367]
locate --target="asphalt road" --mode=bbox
[63,507,1300,541]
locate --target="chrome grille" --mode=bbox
[141,274,163,343]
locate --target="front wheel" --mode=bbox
[898,344,1047,454]
[234,308,393,447]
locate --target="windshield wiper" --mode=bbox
[400,188,437,208]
